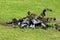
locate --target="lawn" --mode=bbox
[0,0,60,40]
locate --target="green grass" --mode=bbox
[0,0,60,40]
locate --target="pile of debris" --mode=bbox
[2,8,60,31]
